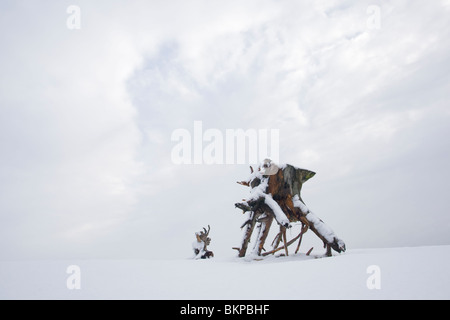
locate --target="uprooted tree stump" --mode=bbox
[233,159,346,258]
[193,225,214,259]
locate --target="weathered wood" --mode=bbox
[325,244,332,257]
[235,202,252,213]
[261,227,307,257]
[234,161,346,258]
[295,223,308,254]
[282,228,289,256]
[193,225,214,259]
[255,215,274,256]
[238,211,257,257]
[271,231,281,248]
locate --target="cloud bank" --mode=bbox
[0,0,449,259]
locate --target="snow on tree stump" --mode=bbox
[234,159,346,258]
[193,225,214,259]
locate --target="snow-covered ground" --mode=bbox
[1,245,449,300]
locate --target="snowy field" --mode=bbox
[1,245,449,300]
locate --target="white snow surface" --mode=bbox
[247,174,267,201]
[263,193,291,227]
[1,245,449,300]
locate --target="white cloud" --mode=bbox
[1,0,449,259]
[0,2,145,258]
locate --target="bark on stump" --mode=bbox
[235,160,346,258]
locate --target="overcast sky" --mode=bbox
[1,0,449,260]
